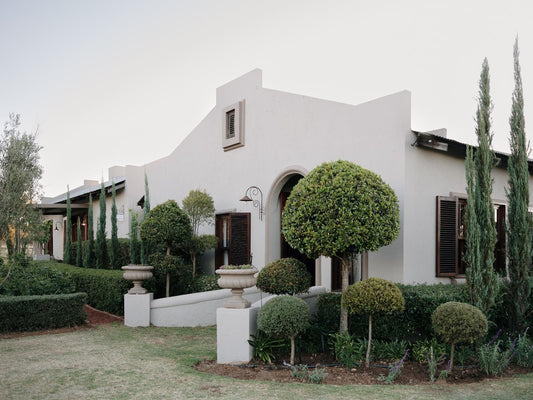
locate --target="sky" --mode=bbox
[1,0,532,198]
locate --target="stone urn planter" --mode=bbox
[122,264,154,294]
[215,265,258,309]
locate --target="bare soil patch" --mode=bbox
[195,353,533,385]
[0,305,123,339]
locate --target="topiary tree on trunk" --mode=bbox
[257,295,310,365]
[282,160,400,333]
[342,278,405,367]
[432,301,488,371]
[256,258,311,295]
[140,200,192,297]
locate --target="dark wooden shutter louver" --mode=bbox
[230,213,250,265]
[436,196,458,276]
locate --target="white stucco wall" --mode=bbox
[119,69,412,283]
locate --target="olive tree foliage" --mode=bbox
[0,114,43,257]
[342,278,405,367]
[465,59,500,318]
[282,160,400,333]
[432,302,488,371]
[140,200,193,297]
[257,295,310,365]
[182,189,216,278]
[505,38,532,333]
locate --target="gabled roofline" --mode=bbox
[42,177,126,204]
[412,130,533,175]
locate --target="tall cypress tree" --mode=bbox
[83,194,95,268]
[506,38,531,332]
[63,187,72,264]
[465,58,500,318]
[110,182,119,269]
[140,172,151,264]
[96,181,109,268]
[129,211,140,264]
[76,216,82,267]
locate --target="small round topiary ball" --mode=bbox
[341,277,405,315]
[432,301,488,345]
[257,295,310,338]
[256,258,312,295]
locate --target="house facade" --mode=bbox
[41,69,533,288]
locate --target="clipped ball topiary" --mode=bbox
[432,301,488,370]
[342,278,405,367]
[258,295,310,365]
[256,257,312,295]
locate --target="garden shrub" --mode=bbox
[256,257,311,295]
[0,293,87,332]
[0,261,75,296]
[315,284,469,341]
[188,273,221,293]
[258,295,310,365]
[50,262,140,315]
[432,301,487,370]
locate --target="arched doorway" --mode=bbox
[278,175,316,285]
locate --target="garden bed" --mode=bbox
[195,355,533,385]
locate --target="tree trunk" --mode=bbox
[192,253,197,279]
[449,342,455,372]
[366,314,372,368]
[339,258,349,333]
[290,336,296,365]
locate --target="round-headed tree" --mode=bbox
[256,258,311,295]
[257,295,310,365]
[342,278,405,367]
[282,160,400,333]
[140,200,192,297]
[432,301,487,371]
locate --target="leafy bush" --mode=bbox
[330,332,366,367]
[256,258,311,295]
[478,332,515,376]
[412,337,447,363]
[315,284,469,341]
[188,273,221,293]
[248,330,287,364]
[0,293,87,332]
[258,295,310,365]
[514,329,533,367]
[432,301,487,370]
[50,262,139,315]
[0,261,75,296]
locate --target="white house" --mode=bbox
[41,69,533,288]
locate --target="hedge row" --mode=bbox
[316,284,469,341]
[49,262,140,315]
[0,293,87,332]
[0,262,75,296]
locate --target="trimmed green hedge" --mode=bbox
[0,293,87,332]
[49,262,140,315]
[0,262,75,296]
[316,284,469,341]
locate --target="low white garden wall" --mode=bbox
[150,287,263,327]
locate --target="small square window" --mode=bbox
[222,101,244,151]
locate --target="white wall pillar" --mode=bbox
[124,293,153,327]
[216,307,259,364]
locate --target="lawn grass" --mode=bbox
[0,324,532,400]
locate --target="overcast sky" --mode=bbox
[1,0,532,197]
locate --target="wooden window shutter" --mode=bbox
[214,215,225,269]
[229,213,250,265]
[436,196,458,276]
